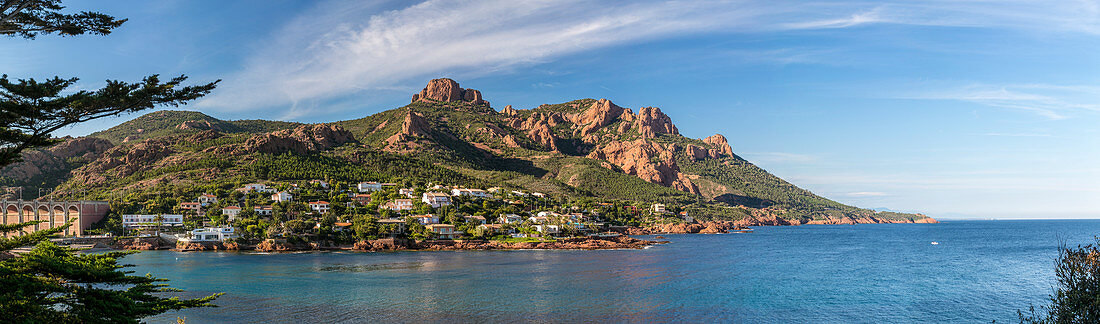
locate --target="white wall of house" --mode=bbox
[122,214,184,229]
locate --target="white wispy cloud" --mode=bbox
[893,83,1100,119]
[197,0,1100,116]
[980,132,1053,137]
[780,8,885,29]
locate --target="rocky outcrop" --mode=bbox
[725,214,939,226]
[623,221,742,234]
[703,134,733,157]
[914,216,940,223]
[385,110,433,147]
[574,99,627,138]
[352,238,411,251]
[633,106,678,138]
[733,215,805,227]
[400,110,431,137]
[409,236,663,251]
[187,130,223,142]
[683,144,709,160]
[561,100,677,139]
[517,112,559,151]
[255,239,311,252]
[501,105,518,116]
[473,124,521,149]
[587,139,698,194]
[176,241,241,251]
[502,134,521,148]
[116,237,163,250]
[0,137,112,182]
[74,138,174,183]
[245,124,355,154]
[412,78,489,106]
[463,89,484,103]
[805,217,881,225]
[176,120,221,131]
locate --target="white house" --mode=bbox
[122,214,183,230]
[357,182,383,192]
[536,211,560,218]
[499,214,523,224]
[399,188,416,198]
[528,216,551,223]
[653,203,667,213]
[309,201,331,214]
[178,227,238,243]
[222,206,242,221]
[412,214,439,225]
[197,194,218,206]
[450,188,490,198]
[532,192,546,198]
[271,191,293,202]
[242,183,274,193]
[383,198,414,211]
[422,192,451,208]
[535,224,560,235]
[254,205,273,216]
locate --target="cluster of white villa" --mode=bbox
[121,214,184,230]
[379,186,545,211]
[176,226,238,243]
[139,180,599,240]
[175,181,547,218]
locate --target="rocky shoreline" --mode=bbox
[357,235,663,252]
[736,215,939,226]
[133,235,666,252]
[108,217,938,252]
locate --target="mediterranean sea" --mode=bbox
[130,220,1100,323]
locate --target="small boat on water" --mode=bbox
[931,242,940,245]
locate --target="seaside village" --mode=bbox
[103,180,693,249]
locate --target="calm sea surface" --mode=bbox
[129,220,1100,323]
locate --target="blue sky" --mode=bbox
[5,0,1099,219]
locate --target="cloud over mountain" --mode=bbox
[197,0,1100,117]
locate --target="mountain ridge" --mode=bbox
[2,78,935,224]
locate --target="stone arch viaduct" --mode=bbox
[1,200,109,237]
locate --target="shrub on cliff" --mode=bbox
[1019,238,1100,323]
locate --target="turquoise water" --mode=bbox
[128,220,1100,323]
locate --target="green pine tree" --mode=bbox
[1,1,221,322]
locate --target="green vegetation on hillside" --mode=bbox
[22,92,929,224]
[252,149,485,187]
[90,110,300,144]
